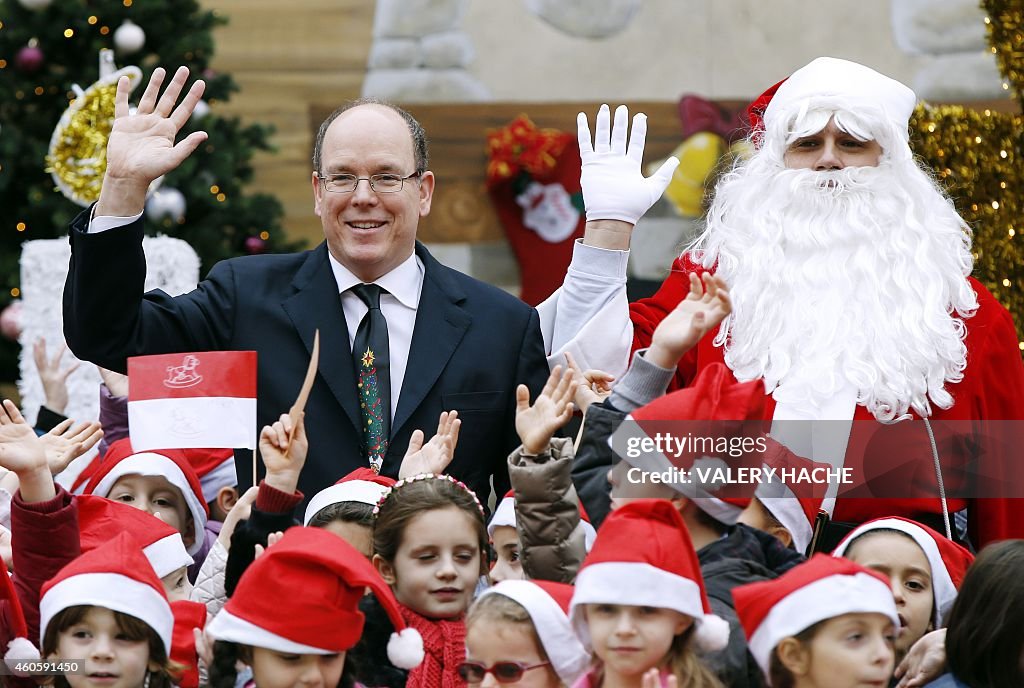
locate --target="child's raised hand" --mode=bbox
[98,366,130,397]
[0,400,55,503]
[641,668,676,688]
[515,365,576,455]
[258,412,307,494]
[217,485,258,550]
[33,337,79,415]
[399,410,461,479]
[647,272,731,370]
[254,530,284,559]
[564,351,614,413]
[39,418,103,476]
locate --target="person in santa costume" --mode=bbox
[539,56,1024,549]
[569,499,729,688]
[206,526,423,688]
[732,554,899,688]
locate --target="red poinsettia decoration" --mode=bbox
[486,115,572,188]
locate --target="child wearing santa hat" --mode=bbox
[465,579,590,687]
[40,533,180,688]
[569,499,729,688]
[304,466,396,557]
[206,526,422,688]
[82,438,209,559]
[831,517,973,669]
[732,554,899,688]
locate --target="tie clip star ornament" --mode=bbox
[46,49,162,207]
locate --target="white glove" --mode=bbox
[577,104,680,224]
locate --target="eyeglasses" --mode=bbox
[456,661,551,684]
[317,171,421,193]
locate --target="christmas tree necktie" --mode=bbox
[350,283,390,472]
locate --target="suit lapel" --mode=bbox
[281,243,363,434]
[393,243,471,437]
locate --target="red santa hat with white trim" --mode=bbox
[40,533,174,654]
[620,363,764,526]
[569,499,729,653]
[1,561,40,669]
[181,448,237,504]
[488,489,597,551]
[479,580,590,685]
[831,516,974,626]
[206,526,423,668]
[733,554,898,680]
[752,441,830,555]
[83,438,209,556]
[303,467,396,526]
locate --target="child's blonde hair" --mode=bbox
[466,593,547,659]
[665,626,725,688]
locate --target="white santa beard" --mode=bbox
[694,162,978,421]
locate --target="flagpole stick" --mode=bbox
[252,448,258,491]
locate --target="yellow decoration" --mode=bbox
[661,133,726,217]
[909,0,1024,340]
[45,50,142,206]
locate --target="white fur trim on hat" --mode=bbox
[764,57,917,137]
[92,453,208,556]
[746,572,898,676]
[303,482,391,526]
[40,573,173,654]
[207,609,337,655]
[487,494,517,538]
[200,458,237,504]
[832,518,955,626]
[481,581,590,685]
[759,497,813,556]
[143,532,194,579]
[692,497,742,526]
[387,627,424,669]
[570,562,727,652]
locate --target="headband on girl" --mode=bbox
[373,473,485,519]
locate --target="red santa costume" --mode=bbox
[539,57,1024,547]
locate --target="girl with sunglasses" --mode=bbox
[462,579,590,687]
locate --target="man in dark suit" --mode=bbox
[62,66,548,504]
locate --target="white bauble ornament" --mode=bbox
[146,187,186,222]
[17,0,53,10]
[113,20,146,54]
[191,99,211,121]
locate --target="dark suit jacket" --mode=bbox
[63,211,548,504]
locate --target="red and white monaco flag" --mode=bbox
[127,351,257,451]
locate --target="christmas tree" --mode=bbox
[0,0,302,382]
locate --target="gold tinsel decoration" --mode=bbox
[45,53,142,207]
[909,0,1024,346]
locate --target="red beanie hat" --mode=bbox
[832,516,974,626]
[181,448,237,504]
[40,533,173,653]
[569,499,729,653]
[77,495,193,578]
[84,438,208,555]
[733,554,898,678]
[478,580,589,685]
[303,467,396,526]
[206,527,423,668]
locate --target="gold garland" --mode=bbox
[909,0,1024,348]
[45,83,118,206]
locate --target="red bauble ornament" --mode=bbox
[0,301,23,341]
[244,236,267,254]
[15,44,44,74]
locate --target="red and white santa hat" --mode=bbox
[40,533,174,653]
[84,438,209,556]
[181,448,237,504]
[621,363,765,526]
[77,495,193,578]
[488,490,598,551]
[1,561,40,669]
[733,554,898,679]
[570,499,729,653]
[479,580,590,685]
[303,467,396,526]
[758,57,917,146]
[832,516,974,626]
[753,442,830,555]
[170,600,207,688]
[207,526,423,668]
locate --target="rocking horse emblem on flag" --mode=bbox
[163,354,203,388]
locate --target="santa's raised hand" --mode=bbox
[96,66,208,217]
